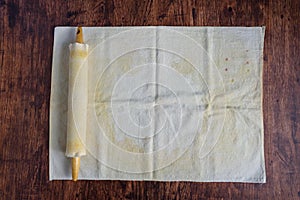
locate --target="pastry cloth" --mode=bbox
[50,26,266,182]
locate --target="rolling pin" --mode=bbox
[65,27,88,181]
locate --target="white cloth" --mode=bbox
[65,43,88,157]
[50,26,266,182]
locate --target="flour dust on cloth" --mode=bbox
[50,27,266,182]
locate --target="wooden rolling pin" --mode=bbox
[65,27,88,181]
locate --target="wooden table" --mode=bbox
[0,0,299,199]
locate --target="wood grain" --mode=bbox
[0,0,299,199]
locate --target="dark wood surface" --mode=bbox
[0,0,299,199]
